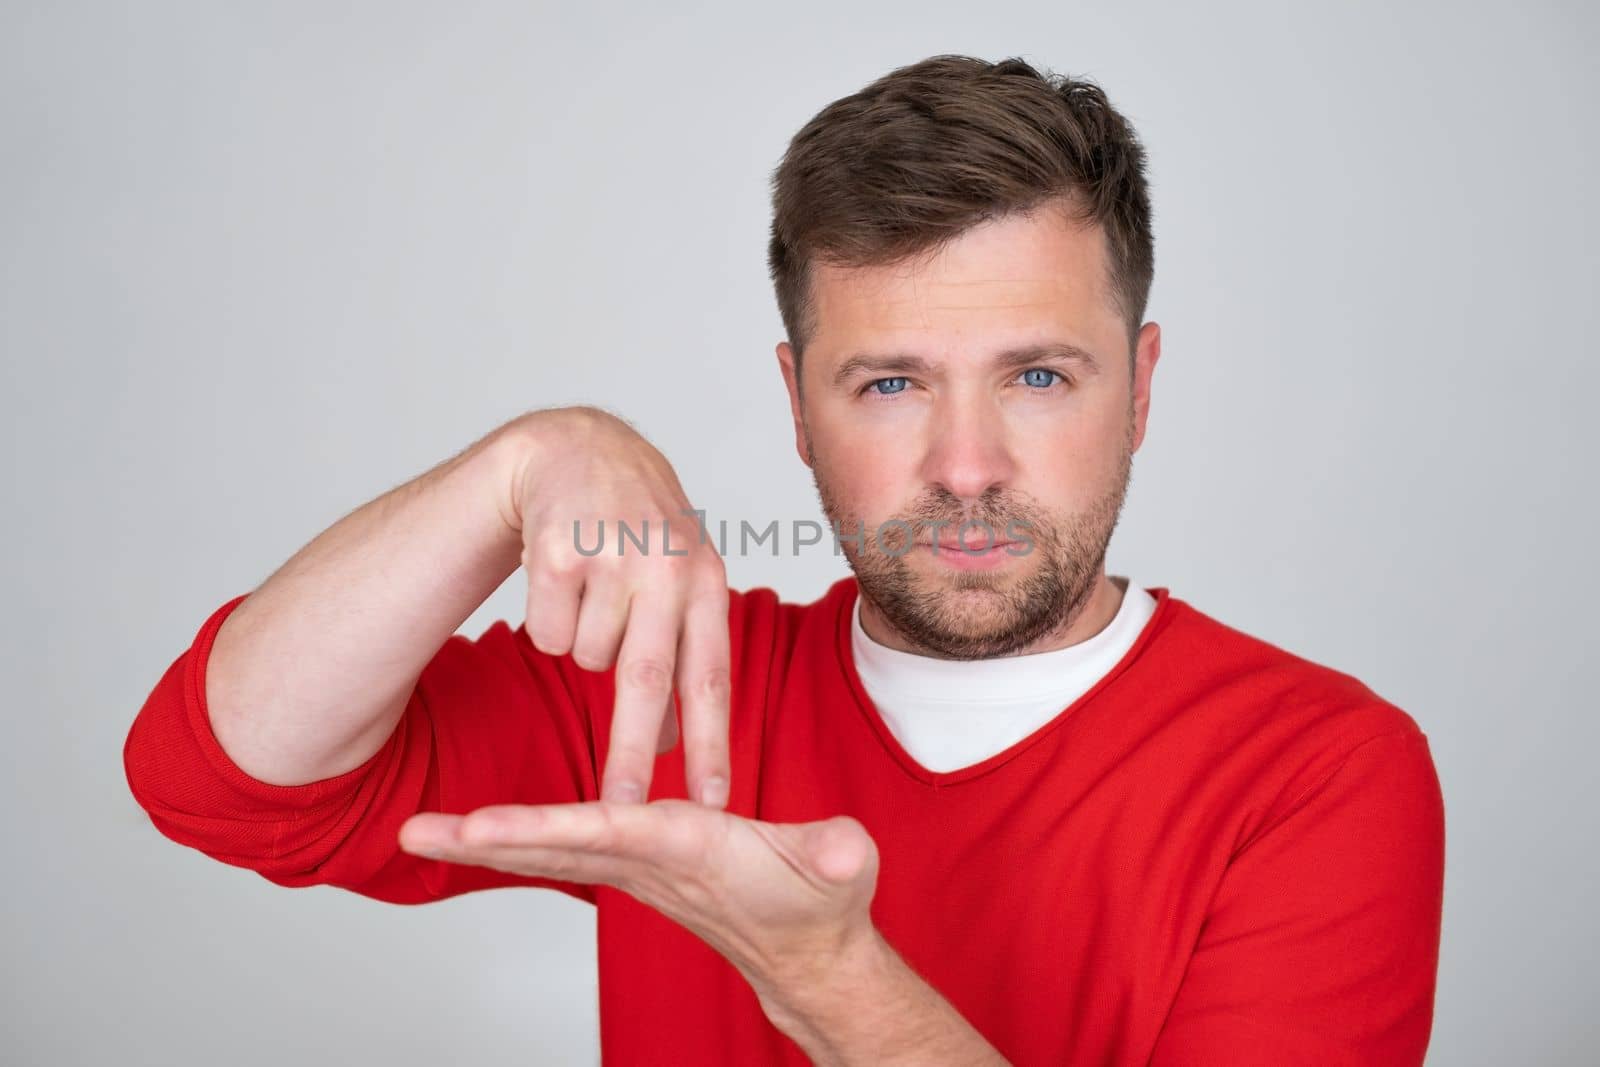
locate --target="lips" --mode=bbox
[927,537,1016,552]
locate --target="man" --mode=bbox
[123,54,1445,1065]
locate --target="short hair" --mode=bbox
[767,54,1155,372]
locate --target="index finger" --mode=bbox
[675,572,731,808]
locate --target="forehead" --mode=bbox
[808,205,1117,353]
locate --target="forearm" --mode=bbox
[757,929,1011,1067]
[205,413,549,786]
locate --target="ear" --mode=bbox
[776,341,813,468]
[1129,321,1162,454]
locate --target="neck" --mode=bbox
[859,572,1129,659]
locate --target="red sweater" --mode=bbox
[123,578,1445,1065]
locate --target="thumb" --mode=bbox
[803,816,878,887]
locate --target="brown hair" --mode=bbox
[767,54,1154,374]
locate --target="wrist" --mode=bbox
[491,405,629,532]
[757,928,1009,1067]
[755,925,895,1049]
[486,407,579,533]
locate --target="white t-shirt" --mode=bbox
[850,575,1158,773]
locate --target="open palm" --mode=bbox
[398,797,881,991]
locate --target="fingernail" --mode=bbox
[699,776,727,807]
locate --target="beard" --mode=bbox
[808,411,1135,660]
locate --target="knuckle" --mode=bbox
[540,541,588,578]
[697,547,728,577]
[645,550,693,584]
[621,656,675,695]
[526,623,571,654]
[689,665,732,705]
[570,637,615,671]
[692,551,730,585]
[533,522,570,556]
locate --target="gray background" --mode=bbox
[3,1,1595,1064]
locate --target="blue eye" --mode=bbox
[1020,368,1060,388]
[869,377,910,395]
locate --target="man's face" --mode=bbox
[776,199,1162,659]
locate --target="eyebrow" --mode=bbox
[831,342,1102,389]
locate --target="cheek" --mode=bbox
[813,401,918,472]
[1019,406,1129,497]
[818,451,914,520]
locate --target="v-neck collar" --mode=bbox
[832,578,1177,788]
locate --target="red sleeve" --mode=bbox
[1149,728,1446,1066]
[122,592,603,906]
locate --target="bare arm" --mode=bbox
[202,405,732,810]
[204,417,537,787]
[759,928,1010,1067]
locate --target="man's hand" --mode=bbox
[397,800,1011,1065]
[505,406,731,809]
[397,798,877,1000]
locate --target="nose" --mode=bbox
[917,389,1018,503]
